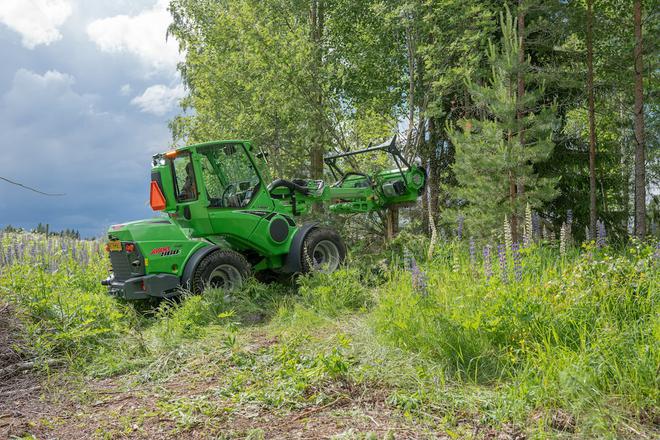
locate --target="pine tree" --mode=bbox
[449,6,558,239]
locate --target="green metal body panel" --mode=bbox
[107,219,210,278]
[104,139,425,298]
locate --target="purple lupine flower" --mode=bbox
[410,257,428,296]
[654,242,660,261]
[469,238,476,268]
[596,220,606,248]
[457,215,465,241]
[532,212,540,241]
[498,244,508,283]
[14,242,22,261]
[512,242,522,282]
[483,245,492,281]
[566,209,573,228]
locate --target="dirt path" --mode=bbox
[1,330,436,439]
[2,374,427,439]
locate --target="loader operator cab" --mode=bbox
[161,142,257,209]
[195,143,260,208]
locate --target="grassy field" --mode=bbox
[0,231,658,439]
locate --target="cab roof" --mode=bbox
[174,139,252,153]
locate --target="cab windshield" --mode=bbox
[197,143,260,208]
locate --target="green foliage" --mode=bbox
[0,235,138,365]
[297,267,373,316]
[168,0,403,180]
[155,279,289,343]
[2,231,658,436]
[372,240,659,434]
[448,7,558,238]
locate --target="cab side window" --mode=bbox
[199,155,224,206]
[172,152,197,201]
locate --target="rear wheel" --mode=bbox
[191,250,251,294]
[301,228,346,273]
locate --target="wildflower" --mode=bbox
[585,226,591,242]
[566,209,573,229]
[469,237,476,268]
[511,242,522,282]
[410,257,428,296]
[403,246,412,270]
[596,220,607,248]
[456,215,465,241]
[523,204,533,247]
[532,212,541,240]
[504,216,512,252]
[483,245,492,281]
[14,242,23,261]
[560,222,567,256]
[498,244,508,283]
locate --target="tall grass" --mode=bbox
[0,232,138,365]
[1,231,658,436]
[372,240,659,432]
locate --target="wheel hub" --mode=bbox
[207,264,242,290]
[311,240,340,273]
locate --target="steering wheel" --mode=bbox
[221,183,237,207]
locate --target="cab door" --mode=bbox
[198,142,274,248]
[169,150,212,235]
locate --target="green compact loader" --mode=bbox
[102,137,425,299]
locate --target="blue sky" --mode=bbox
[0,0,185,237]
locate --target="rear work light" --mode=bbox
[150,180,166,211]
[124,243,135,253]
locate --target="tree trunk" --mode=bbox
[405,22,416,149]
[633,0,646,237]
[309,0,325,182]
[509,169,518,242]
[516,0,526,197]
[620,104,630,231]
[386,207,399,241]
[507,125,518,242]
[427,117,440,226]
[586,0,597,238]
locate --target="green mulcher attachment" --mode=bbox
[101,137,425,300]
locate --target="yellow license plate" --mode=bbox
[107,241,122,252]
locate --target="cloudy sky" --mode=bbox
[0,0,186,237]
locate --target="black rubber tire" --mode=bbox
[191,249,251,294]
[301,227,347,273]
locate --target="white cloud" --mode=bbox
[119,83,132,96]
[0,0,72,49]
[86,0,181,75]
[131,83,184,116]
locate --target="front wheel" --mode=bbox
[191,250,251,294]
[301,228,347,273]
